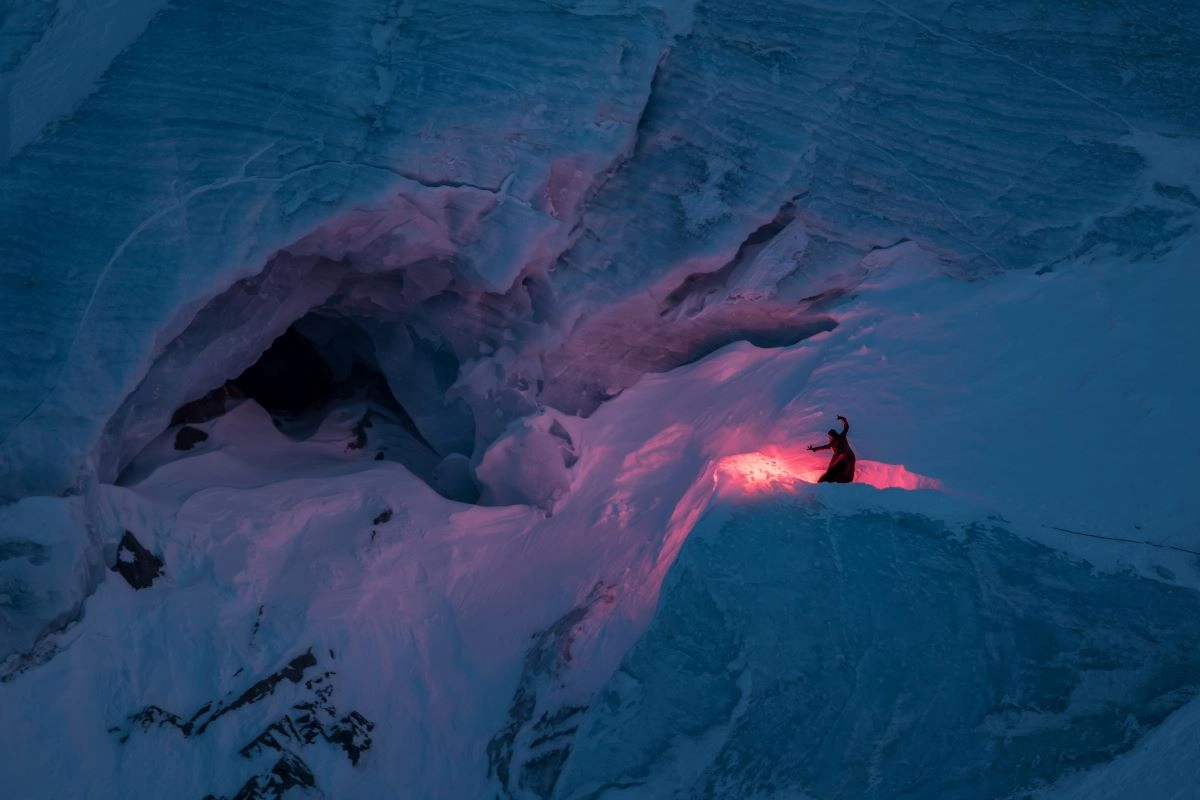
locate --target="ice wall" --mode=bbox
[2,0,1198,503]
[555,501,1200,799]
[0,0,677,497]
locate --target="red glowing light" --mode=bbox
[714,446,941,496]
[853,460,942,491]
[714,448,823,493]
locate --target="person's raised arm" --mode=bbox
[837,415,849,435]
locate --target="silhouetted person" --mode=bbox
[808,415,855,483]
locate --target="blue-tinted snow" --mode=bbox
[0,0,674,498]
[557,500,1200,799]
[2,1,1200,797]
[0,494,98,670]
[3,0,1199,499]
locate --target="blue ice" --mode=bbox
[556,501,1200,799]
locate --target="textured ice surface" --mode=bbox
[0,495,99,673]
[0,0,675,497]
[1,245,1198,797]
[1,0,170,158]
[1033,692,1200,800]
[556,501,1200,800]
[3,0,1199,499]
[2,1,1200,797]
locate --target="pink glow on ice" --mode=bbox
[854,460,943,491]
[714,447,824,494]
[714,445,941,497]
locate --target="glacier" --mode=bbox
[2,0,1200,798]
[555,499,1200,799]
[3,0,1197,500]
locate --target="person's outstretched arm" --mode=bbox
[837,415,849,435]
[808,443,832,452]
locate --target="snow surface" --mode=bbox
[3,0,1199,500]
[3,242,1198,798]
[2,0,1200,798]
[555,497,1200,800]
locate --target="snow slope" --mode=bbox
[556,497,1200,800]
[3,236,1199,797]
[2,0,1200,798]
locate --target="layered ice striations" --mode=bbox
[2,6,1200,793]
[554,502,1200,799]
[3,0,1199,500]
[1,0,171,159]
[0,0,675,498]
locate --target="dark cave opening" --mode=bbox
[157,311,479,502]
[229,328,337,418]
[114,236,844,510]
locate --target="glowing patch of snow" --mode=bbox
[714,446,941,497]
[714,449,822,494]
[853,459,943,492]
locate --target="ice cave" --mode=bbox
[2,1,1199,798]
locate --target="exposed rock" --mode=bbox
[171,384,242,426]
[325,711,374,766]
[487,583,614,798]
[117,649,374,799]
[229,752,316,800]
[347,410,373,451]
[241,675,375,767]
[121,651,316,740]
[519,747,572,799]
[372,509,393,525]
[249,605,264,645]
[193,651,317,735]
[111,531,163,590]
[174,426,209,451]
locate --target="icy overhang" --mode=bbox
[2,0,1198,499]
